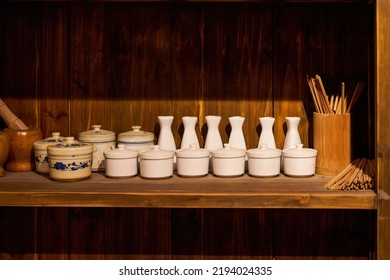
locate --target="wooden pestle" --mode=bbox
[0,98,29,130]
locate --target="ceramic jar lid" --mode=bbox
[33,132,65,151]
[176,143,210,158]
[283,144,317,158]
[78,125,115,143]
[104,144,138,159]
[139,145,174,160]
[211,143,246,158]
[247,144,281,159]
[118,126,154,144]
[47,137,93,156]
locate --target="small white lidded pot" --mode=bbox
[176,143,210,177]
[283,144,317,177]
[211,143,246,177]
[78,125,116,172]
[47,137,94,181]
[104,144,138,178]
[139,145,174,179]
[33,132,65,174]
[118,126,154,153]
[247,144,282,177]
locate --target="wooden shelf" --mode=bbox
[0,171,376,209]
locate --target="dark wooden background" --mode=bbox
[0,1,375,259]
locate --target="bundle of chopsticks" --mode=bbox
[325,158,375,191]
[307,75,365,114]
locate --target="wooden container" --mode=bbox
[4,128,42,172]
[313,112,351,176]
[0,131,10,176]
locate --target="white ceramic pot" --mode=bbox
[247,144,281,177]
[104,144,138,178]
[47,137,94,181]
[283,144,317,177]
[139,145,174,179]
[33,132,65,174]
[211,143,246,177]
[176,143,210,177]
[78,125,116,172]
[118,126,154,153]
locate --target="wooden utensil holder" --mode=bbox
[4,128,42,172]
[313,112,352,176]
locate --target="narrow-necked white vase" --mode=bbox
[180,116,199,149]
[283,116,302,150]
[157,116,176,151]
[258,117,276,149]
[204,115,223,152]
[228,116,246,150]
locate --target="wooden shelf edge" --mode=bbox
[0,171,377,209]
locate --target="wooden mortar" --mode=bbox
[4,128,42,172]
[0,131,10,176]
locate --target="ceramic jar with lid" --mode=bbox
[139,145,174,179]
[78,125,116,172]
[47,136,94,181]
[282,144,317,177]
[104,144,138,178]
[211,143,246,177]
[176,143,210,177]
[118,126,154,153]
[247,144,282,177]
[33,132,65,174]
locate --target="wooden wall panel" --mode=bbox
[273,209,375,260]
[0,5,39,129]
[273,3,309,149]
[37,4,70,138]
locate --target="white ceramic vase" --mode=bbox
[228,116,246,150]
[180,116,199,149]
[283,116,302,150]
[157,116,176,151]
[204,115,223,152]
[258,117,276,149]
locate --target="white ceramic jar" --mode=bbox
[211,144,246,177]
[139,145,174,179]
[78,125,116,172]
[247,144,282,177]
[47,137,94,181]
[176,143,210,177]
[283,144,317,177]
[118,126,154,153]
[33,132,65,174]
[104,144,138,178]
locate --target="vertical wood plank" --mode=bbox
[37,3,70,138]
[273,209,375,260]
[0,207,37,260]
[273,3,309,149]
[106,208,171,260]
[202,209,273,260]
[376,0,390,260]
[0,4,39,129]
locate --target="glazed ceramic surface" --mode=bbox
[204,115,223,152]
[104,144,138,178]
[228,116,246,150]
[211,143,246,177]
[283,117,302,150]
[157,116,176,152]
[247,144,281,177]
[47,137,93,181]
[176,143,210,177]
[33,132,65,174]
[283,144,317,177]
[118,126,154,153]
[180,116,200,149]
[258,117,276,149]
[139,145,174,179]
[79,125,116,172]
